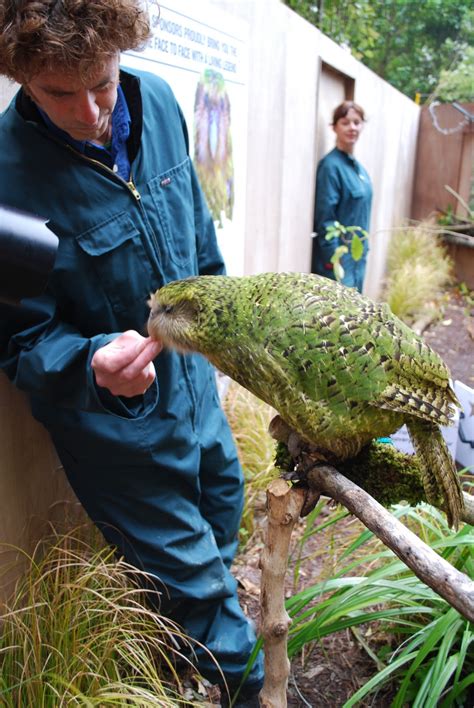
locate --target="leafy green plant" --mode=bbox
[285,502,474,707]
[383,224,454,324]
[325,222,368,282]
[435,45,474,103]
[437,185,474,226]
[0,528,206,706]
[284,0,473,100]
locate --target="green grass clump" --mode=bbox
[222,381,279,544]
[384,224,453,324]
[0,528,204,706]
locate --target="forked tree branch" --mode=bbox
[259,463,474,707]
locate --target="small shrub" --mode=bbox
[285,502,474,708]
[384,224,453,324]
[222,381,278,544]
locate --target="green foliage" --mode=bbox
[284,0,474,99]
[325,221,368,282]
[383,224,453,324]
[227,381,473,704]
[286,502,474,707]
[0,529,204,706]
[435,45,474,102]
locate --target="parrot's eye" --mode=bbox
[163,304,174,314]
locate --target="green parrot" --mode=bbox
[148,272,464,528]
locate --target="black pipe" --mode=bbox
[0,205,58,305]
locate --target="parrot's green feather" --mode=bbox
[148,272,463,528]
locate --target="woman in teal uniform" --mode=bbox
[312,101,373,293]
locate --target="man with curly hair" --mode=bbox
[0,1,263,703]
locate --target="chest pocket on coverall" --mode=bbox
[350,186,364,200]
[148,157,196,273]
[76,211,155,316]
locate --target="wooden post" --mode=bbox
[259,479,305,708]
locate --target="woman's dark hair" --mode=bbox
[331,100,366,126]
[0,0,153,83]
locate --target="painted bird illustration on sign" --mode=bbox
[148,272,464,528]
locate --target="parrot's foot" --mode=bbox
[271,420,336,517]
[281,461,333,517]
[270,414,366,517]
[270,415,336,465]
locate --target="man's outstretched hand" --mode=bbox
[92,330,162,398]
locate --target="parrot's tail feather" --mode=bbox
[406,419,464,529]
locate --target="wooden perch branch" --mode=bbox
[307,464,474,622]
[259,479,305,708]
[260,433,474,705]
[334,443,474,526]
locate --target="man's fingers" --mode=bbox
[92,332,161,376]
[118,339,162,382]
[132,338,163,372]
[91,331,164,397]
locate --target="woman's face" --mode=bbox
[333,107,364,153]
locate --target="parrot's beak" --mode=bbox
[147,305,158,338]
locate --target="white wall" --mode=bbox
[0,78,17,108]
[211,0,420,298]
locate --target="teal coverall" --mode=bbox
[312,146,373,292]
[0,67,263,691]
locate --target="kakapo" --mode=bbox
[148,272,463,528]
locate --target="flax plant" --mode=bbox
[285,499,474,707]
[0,528,207,706]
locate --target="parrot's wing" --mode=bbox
[372,315,458,425]
[265,295,456,427]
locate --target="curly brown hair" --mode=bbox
[0,0,153,83]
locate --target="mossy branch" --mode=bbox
[275,440,474,524]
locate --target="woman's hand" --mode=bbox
[92,330,163,398]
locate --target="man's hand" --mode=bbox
[91,330,163,398]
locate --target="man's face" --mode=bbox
[26,54,120,144]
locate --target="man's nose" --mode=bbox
[74,91,99,125]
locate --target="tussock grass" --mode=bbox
[383,224,453,324]
[222,381,278,543]
[0,528,204,706]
